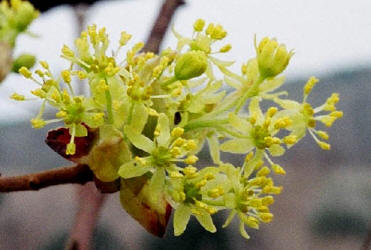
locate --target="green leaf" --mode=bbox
[195,210,216,233]
[220,139,254,154]
[174,204,192,236]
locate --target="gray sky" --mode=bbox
[1,0,370,122]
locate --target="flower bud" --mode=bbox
[256,37,293,78]
[175,51,208,80]
[12,53,36,73]
[14,1,39,32]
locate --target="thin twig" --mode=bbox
[65,183,106,250]
[143,0,185,53]
[0,164,93,192]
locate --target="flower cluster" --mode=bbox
[12,19,342,240]
[0,0,38,82]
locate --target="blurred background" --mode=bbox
[0,0,371,249]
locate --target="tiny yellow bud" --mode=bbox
[66,142,76,155]
[256,37,293,78]
[171,88,182,97]
[173,137,185,147]
[35,70,44,77]
[56,110,67,118]
[259,212,273,223]
[193,19,205,32]
[304,76,319,95]
[19,66,32,78]
[206,206,217,215]
[170,146,182,157]
[61,45,75,58]
[271,164,286,175]
[283,135,297,145]
[208,187,223,198]
[205,23,215,36]
[30,118,46,129]
[316,131,329,140]
[185,155,199,165]
[219,44,232,53]
[330,111,343,118]
[183,165,197,177]
[317,141,331,150]
[242,216,260,229]
[77,71,87,80]
[195,179,207,188]
[31,88,45,98]
[262,196,274,206]
[171,127,184,137]
[184,140,197,151]
[262,186,283,195]
[61,70,71,84]
[175,51,208,80]
[244,152,254,163]
[210,24,227,40]
[267,107,278,117]
[257,166,271,177]
[98,79,109,91]
[169,171,183,179]
[120,31,131,46]
[10,93,25,101]
[40,61,49,70]
[250,114,257,124]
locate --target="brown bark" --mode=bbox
[0,165,93,192]
[142,0,185,53]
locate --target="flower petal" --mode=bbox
[174,204,192,236]
[268,144,285,156]
[228,113,251,134]
[195,210,216,233]
[222,210,236,228]
[220,139,254,154]
[259,76,285,93]
[156,113,170,147]
[249,97,264,124]
[207,134,220,164]
[148,168,166,213]
[118,160,150,179]
[125,126,154,153]
[131,103,148,134]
